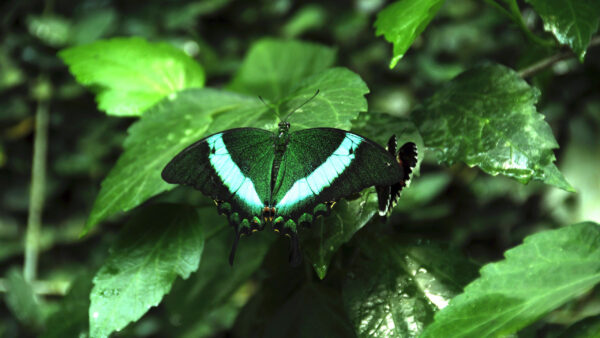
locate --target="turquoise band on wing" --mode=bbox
[276,133,362,212]
[207,133,263,213]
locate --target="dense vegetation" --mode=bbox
[1,0,599,337]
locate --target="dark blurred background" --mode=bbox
[1,0,599,336]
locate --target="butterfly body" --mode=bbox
[162,121,417,265]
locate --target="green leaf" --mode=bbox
[42,273,93,338]
[282,67,370,130]
[412,63,574,191]
[59,37,205,116]
[421,222,600,337]
[85,89,264,233]
[351,112,424,175]
[89,204,204,338]
[282,4,327,38]
[70,9,117,45]
[343,235,477,338]
[27,15,71,47]
[263,284,356,338]
[560,315,600,338]
[525,0,600,61]
[229,38,336,101]
[233,247,306,338]
[165,211,275,334]
[3,268,44,329]
[374,0,445,68]
[301,189,379,280]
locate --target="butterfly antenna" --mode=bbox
[283,89,320,121]
[258,95,268,107]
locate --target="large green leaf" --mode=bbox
[281,67,369,130]
[89,204,204,338]
[301,189,378,280]
[228,38,336,101]
[165,211,275,335]
[343,234,477,338]
[85,89,265,232]
[374,0,445,68]
[422,222,600,337]
[59,37,205,116]
[412,63,573,191]
[525,0,600,61]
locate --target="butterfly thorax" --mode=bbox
[269,121,291,211]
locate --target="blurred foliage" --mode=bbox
[1,0,599,337]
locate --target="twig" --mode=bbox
[24,99,50,283]
[518,35,600,78]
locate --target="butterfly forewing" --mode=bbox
[162,128,274,218]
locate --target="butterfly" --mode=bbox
[162,121,417,265]
[162,102,417,266]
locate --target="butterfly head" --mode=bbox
[278,121,290,133]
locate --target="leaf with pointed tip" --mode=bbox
[85,89,266,233]
[422,222,600,337]
[301,189,378,280]
[89,204,204,338]
[59,37,205,116]
[281,67,369,130]
[525,0,600,61]
[412,63,574,191]
[374,0,445,68]
[228,38,335,101]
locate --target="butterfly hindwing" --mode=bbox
[273,128,404,219]
[162,128,274,218]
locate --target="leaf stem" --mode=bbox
[518,35,600,78]
[0,278,70,295]
[482,0,515,22]
[485,0,555,47]
[24,99,50,283]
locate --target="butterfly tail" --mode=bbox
[289,234,302,267]
[229,231,241,266]
[377,136,418,216]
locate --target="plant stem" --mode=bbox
[24,100,50,283]
[485,0,555,47]
[483,0,515,22]
[0,278,70,295]
[518,35,600,78]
